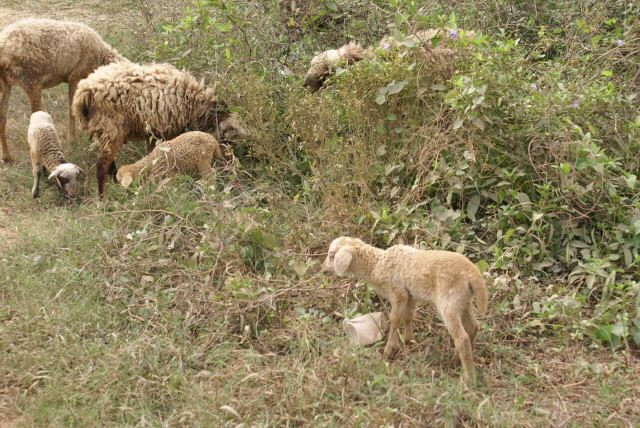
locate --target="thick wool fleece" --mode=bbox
[72,61,229,196]
[0,19,125,161]
[116,131,225,187]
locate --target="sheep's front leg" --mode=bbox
[403,295,415,343]
[67,80,78,143]
[0,79,12,163]
[26,83,43,113]
[96,134,124,197]
[31,162,43,198]
[383,289,409,360]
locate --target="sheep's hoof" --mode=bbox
[383,346,399,361]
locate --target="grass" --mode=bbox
[1,0,640,427]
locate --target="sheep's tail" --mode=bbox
[469,270,488,316]
[72,86,93,126]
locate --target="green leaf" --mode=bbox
[324,1,338,11]
[386,80,408,95]
[466,195,481,221]
[476,259,489,273]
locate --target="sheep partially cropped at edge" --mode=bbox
[0,18,126,162]
[73,62,243,197]
[322,236,488,385]
[116,131,226,188]
[28,111,82,198]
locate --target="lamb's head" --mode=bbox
[322,236,365,276]
[116,163,143,189]
[303,61,330,92]
[48,163,83,198]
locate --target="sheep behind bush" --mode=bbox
[0,18,126,162]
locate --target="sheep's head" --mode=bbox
[322,236,364,276]
[303,62,330,92]
[217,112,248,145]
[48,163,83,198]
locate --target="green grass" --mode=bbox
[1,0,640,426]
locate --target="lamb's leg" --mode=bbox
[383,289,409,360]
[461,307,479,344]
[67,80,77,143]
[196,158,212,179]
[442,307,476,386]
[0,79,12,163]
[31,156,42,198]
[403,295,415,343]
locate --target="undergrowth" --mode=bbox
[1,0,640,426]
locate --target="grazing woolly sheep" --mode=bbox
[322,237,488,385]
[116,131,225,188]
[73,62,242,197]
[28,111,82,198]
[0,18,126,162]
[303,42,366,91]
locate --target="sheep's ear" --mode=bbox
[48,167,61,180]
[334,247,353,276]
[120,174,133,189]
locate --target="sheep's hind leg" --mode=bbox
[0,79,12,163]
[442,307,476,386]
[67,80,77,143]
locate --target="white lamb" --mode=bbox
[27,111,82,198]
[0,18,126,162]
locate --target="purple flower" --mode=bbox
[616,39,624,47]
[530,83,540,92]
[382,42,391,50]
[448,29,459,41]
[571,100,580,109]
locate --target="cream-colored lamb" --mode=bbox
[322,236,488,385]
[28,111,82,198]
[0,18,126,161]
[116,131,225,188]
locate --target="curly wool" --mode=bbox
[116,131,225,188]
[303,42,366,91]
[72,61,230,196]
[28,111,81,198]
[0,19,126,161]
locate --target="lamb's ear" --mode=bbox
[120,174,133,189]
[334,247,353,276]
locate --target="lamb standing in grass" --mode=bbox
[28,111,82,198]
[0,18,126,162]
[322,236,488,385]
[116,131,225,188]
[73,62,242,197]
